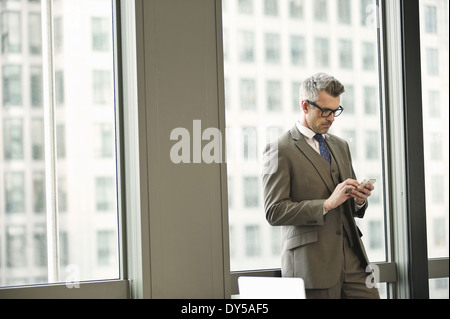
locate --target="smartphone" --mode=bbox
[359,179,376,188]
[345,179,376,194]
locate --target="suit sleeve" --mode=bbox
[262,142,325,227]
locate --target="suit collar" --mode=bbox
[290,124,351,193]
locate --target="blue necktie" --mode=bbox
[314,134,331,164]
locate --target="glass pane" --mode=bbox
[223,0,386,271]
[419,0,449,259]
[0,0,119,287]
[429,278,449,299]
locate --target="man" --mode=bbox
[262,73,380,299]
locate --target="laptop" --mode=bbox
[238,276,306,299]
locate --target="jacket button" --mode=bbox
[336,230,342,235]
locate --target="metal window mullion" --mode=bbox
[41,0,60,284]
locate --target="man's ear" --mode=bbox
[300,100,309,113]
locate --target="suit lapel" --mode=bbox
[290,125,335,194]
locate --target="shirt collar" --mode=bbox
[296,121,318,140]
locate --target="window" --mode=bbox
[239,79,256,110]
[3,118,24,160]
[243,176,259,208]
[1,11,22,54]
[30,66,43,107]
[339,39,353,69]
[362,42,376,70]
[2,65,22,106]
[424,5,437,33]
[290,35,305,66]
[289,0,304,19]
[92,17,110,51]
[338,0,351,24]
[223,0,386,274]
[426,48,439,75]
[265,33,280,63]
[266,80,281,111]
[264,0,278,16]
[314,38,329,68]
[419,0,449,298]
[238,30,254,62]
[29,13,42,54]
[314,0,328,22]
[238,0,253,15]
[0,0,119,288]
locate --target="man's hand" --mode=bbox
[324,178,372,212]
[348,179,374,205]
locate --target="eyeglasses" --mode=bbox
[306,100,344,118]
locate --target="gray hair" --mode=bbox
[299,73,345,102]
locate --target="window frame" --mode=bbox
[0,0,130,298]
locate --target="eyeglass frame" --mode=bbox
[306,99,344,118]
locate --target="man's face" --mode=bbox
[304,91,341,135]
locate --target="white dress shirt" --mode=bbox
[296,121,322,154]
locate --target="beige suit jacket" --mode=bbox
[262,124,370,289]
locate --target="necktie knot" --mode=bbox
[314,134,331,164]
[314,134,325,143]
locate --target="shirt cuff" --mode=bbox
[355,201,366,211]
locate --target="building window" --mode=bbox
[341,84,354,114]
[363,86,377,115]
[7,226,27,268]
[424,5,437,34]
[94,123,114,158]
[32,172,46,213]
[243,127,258,161]
[30,66,43,107]
[292,81,302,111]
[238,0,253,15]
[339,39,353,69]
[369,220,382,249]
[29,13,42,54]
[95,177,116,212]
[31,118,45,160]
[266,80,281,111]
[365,130,379,160]
[2,65,22,106]
[264,0,278,16]
[289,0,304,19]
[97,230,117,266]
[3,118,23,160]
[245,225,261,257]
[362,42,376,70]
[314,38,329,68]
[427,91,440,118]
[238,30,254,62]
[338,0,352,24]
[4,172,25,214]
[243,176,259,208]
[265,33,280,63]
[314,0,328,22]
[92,17,110,51]
[93,70,112,105]
[290,35,306,66]
[239,79,256,110]
[426,48,439,75]
[1,11,22,54]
